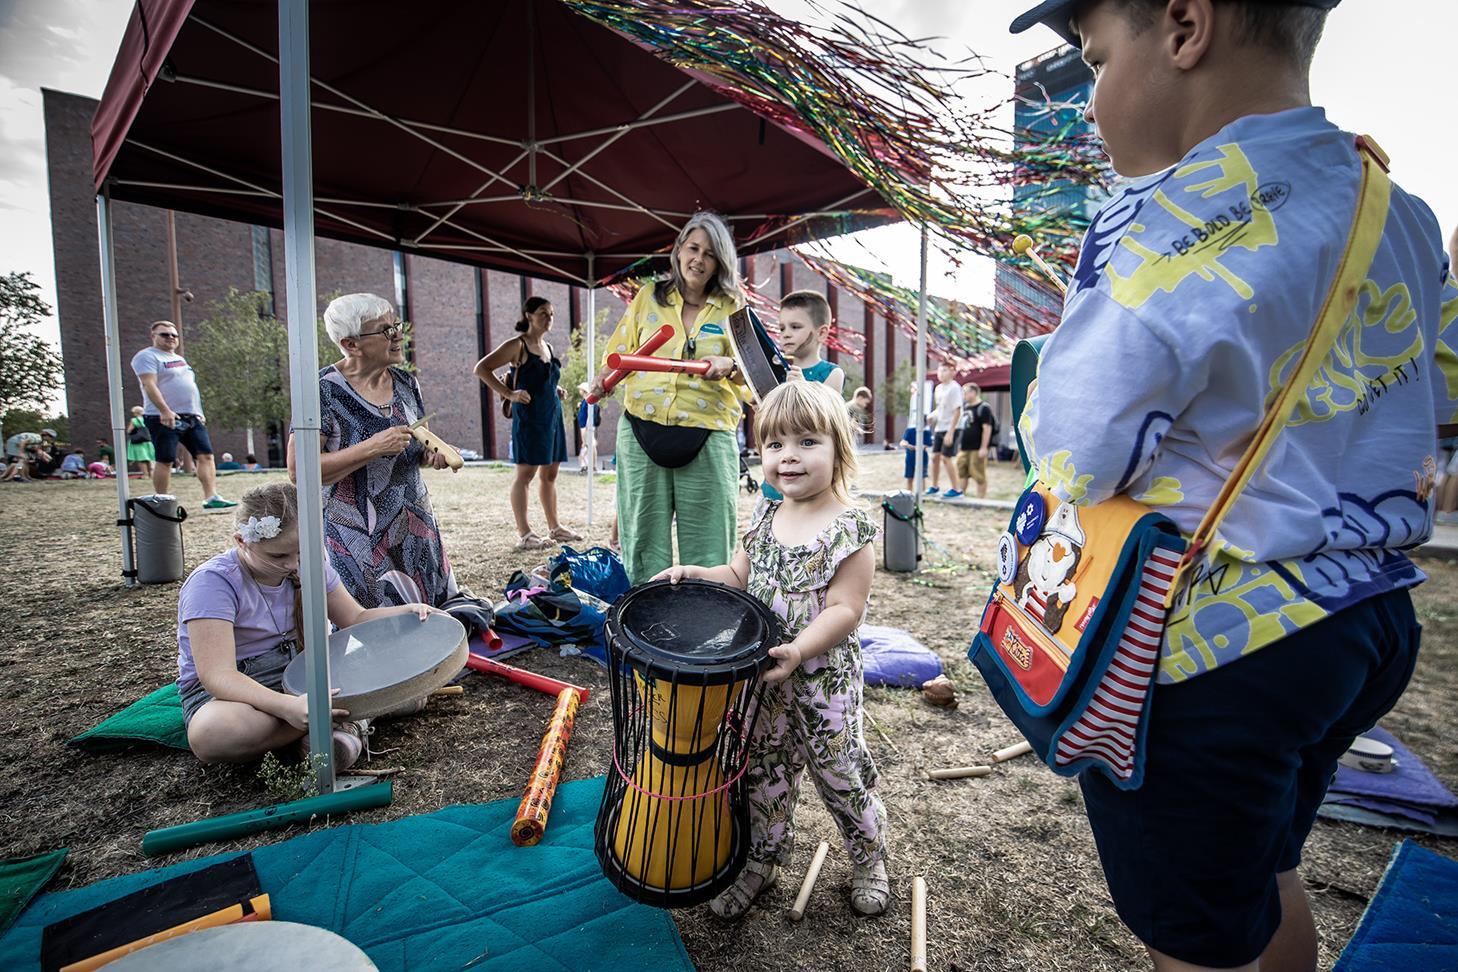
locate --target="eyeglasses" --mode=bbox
[155,332,179,340]
[357,322,406,340]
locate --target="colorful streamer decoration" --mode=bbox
[566,0,1108,276]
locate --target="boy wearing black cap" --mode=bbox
[1008,2,1457,970]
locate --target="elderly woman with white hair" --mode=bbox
[287,293,459,608]
[587,212,749,582]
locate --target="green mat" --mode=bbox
[0,850,66,938]
[0,777,693,972]
[68,684,188,752]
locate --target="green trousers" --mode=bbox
[615,415,739,583]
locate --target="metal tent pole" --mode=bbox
[96,189,137,586]
[279,0,335,794]
[912,225,929,528]
[585,252,596,526]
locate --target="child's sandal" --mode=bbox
[708,860,779,921]
[850,860,890,916]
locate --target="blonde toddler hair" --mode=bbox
[755,380,859,501]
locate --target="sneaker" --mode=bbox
[203,495,238,509]
[944,489,964,499]
[924,486,940,495]
[332,719,370,771]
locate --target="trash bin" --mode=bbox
[881,490,921,572]
[129,494,188,584]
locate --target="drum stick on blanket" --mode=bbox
[511,687,580,846]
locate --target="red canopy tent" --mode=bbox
[90,0,900,790]
[91,0,891,286]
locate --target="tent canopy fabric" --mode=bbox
[91,0,893,286]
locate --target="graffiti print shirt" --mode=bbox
[1021,107,1458,683]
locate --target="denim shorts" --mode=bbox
[179,639,300,726]
[1078,588,1421,967]
[144,413,215,464]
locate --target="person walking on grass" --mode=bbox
[130,320,235,508]
[927,361,963,498]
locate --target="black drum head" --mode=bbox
[606,579,780,684]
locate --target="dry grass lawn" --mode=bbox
[1,452,1454,970]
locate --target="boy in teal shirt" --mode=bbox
[1009,1,1457,968]
[759,290,846,502]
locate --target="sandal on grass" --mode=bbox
[850,860,890,916]
[549,527,583,542]
[516,532,551,550]
[708,860,779,921]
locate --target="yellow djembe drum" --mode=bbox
[595,579,779,908]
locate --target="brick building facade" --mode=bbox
[46,88,917,464]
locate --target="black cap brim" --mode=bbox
[1009,0,1083,48]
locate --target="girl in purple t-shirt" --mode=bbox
[177,482,446,768]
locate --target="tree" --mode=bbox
[187,289,292,439]
[559,309,613,414]
[0,272,64,438]
[883,359,916,426]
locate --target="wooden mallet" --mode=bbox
[787,840,831,922]
[1012,234,1068,295]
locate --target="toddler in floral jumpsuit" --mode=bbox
[656,380,889,918]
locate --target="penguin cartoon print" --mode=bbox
[1012,502,1086,634]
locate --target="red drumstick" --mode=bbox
[589,324,675,403]
[605,353,712,375]
[466,653,589,703]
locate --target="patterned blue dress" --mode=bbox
[511,345,568,466]
[318,365,458,608]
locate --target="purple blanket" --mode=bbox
[1322,726,1458,828]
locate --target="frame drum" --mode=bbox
[281,613,468,720]
[106,922,376,971]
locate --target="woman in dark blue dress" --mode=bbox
[474,297,580,549]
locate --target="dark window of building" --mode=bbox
[393,251,414,365]
[251,226,275,315]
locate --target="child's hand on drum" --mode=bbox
[762,640,804,683]
[652,565,698,584]
[399,603,449,622]
[282,689,347,730]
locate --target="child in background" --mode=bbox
[657,381,889,919]
[59,450,88,479]
[576,384,602,474]
[777,290,846,394]
[1008,2,1457,968]
[848,386,874,442]
[760,290,847,507]
[901,382,930,490]
[178,481,446,768]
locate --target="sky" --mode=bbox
[2,0,1455,413]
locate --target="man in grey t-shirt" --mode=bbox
[130,320,235,508]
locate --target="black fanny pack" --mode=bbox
[627,414,710,469]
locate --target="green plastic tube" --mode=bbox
[142,782,393,856]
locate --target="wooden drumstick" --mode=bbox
[911,876,927,972]
[787,840,831,922]
[1012,234,1068,295]
[927,765,992,781]
[992,740,1034,763]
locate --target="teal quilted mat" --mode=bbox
[0,777,693,971]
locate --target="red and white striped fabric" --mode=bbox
[1053,546,1181,780]
[1025,586,1048,626]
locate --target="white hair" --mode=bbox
[323,293,395,348]
[655,212,744,306]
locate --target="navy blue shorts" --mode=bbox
[1079,588,1421,968]
[144,413,215,464]
[902,429,931,480]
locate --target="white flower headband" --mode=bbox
[238,515,283,544]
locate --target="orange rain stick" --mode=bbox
[511,687,580,846]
